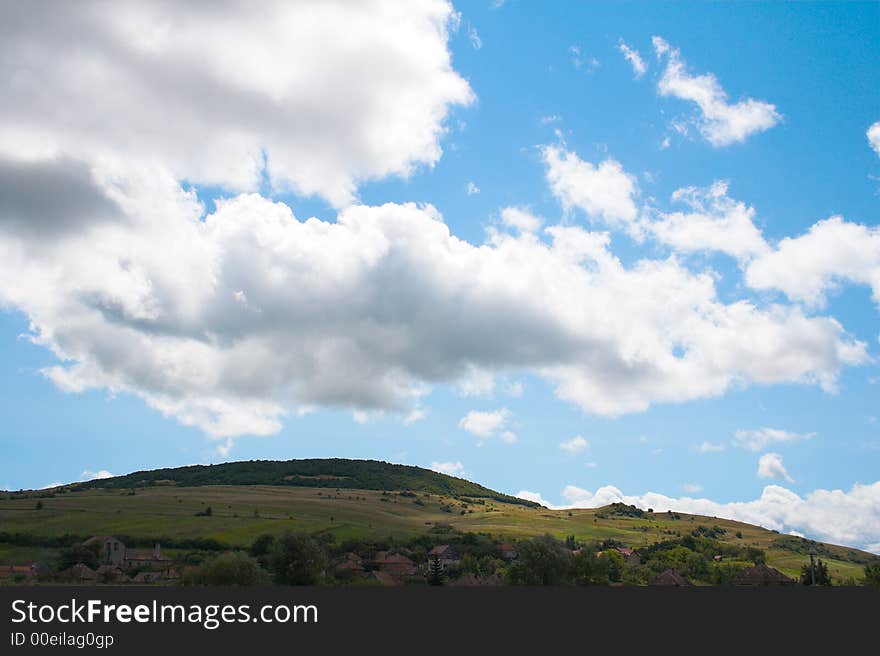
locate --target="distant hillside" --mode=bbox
[3,459,877,584]
[70,458,539,508]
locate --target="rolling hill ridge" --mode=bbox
[69,458,538,507]
[2,458,877,584]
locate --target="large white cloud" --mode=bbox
[0,0,473,207]
[646,181,769,261]
[0,170,867,440]
[542,146,639,227]
[652,36,781,147]
[518,480,880,553]
[746,216,880,308]
[0,6,871,447]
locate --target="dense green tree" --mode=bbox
[476,555,503,578]
[57,543,101,571]
[268,532,328,585]
[709,563,743,585]
[745,547,766,565]
[684,552,710,581]
[622,564,652,586]
[600,549,625,583]
[571,549,609,585]
[506,534,572,585]
[428,554,444,586]
[864,562,880,587]
[800,558,832,586]
[459,553,479,575]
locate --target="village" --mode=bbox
[0,530,804,587]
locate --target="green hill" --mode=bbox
[1,459,876,584]
[69,458,538,508]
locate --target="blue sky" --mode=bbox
[0,1,878,550]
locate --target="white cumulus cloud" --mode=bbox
[0,182,866,442]
[403,407,428,426]
[80,469,115,481]
[430,461,465,477]
[757,452,794,482]
[542,145,639,227]
[0,1,473,207]
[559,435,589,455]
[868,121,880,157]
[500,207,543,233]
[652,36,781,147]
[746,216,880,309]
[458,367,496,398]
[733,428,814,452]
[646,181,769,261]
[459,408,516,444]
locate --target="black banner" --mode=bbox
[1,586,875,653]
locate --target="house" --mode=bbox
[335,553,365,578]
[498,543,517,561]
[650,569,690,586]
[0,565,34,582]
[427,545,460,568]
[123,544,170,569]
[84,536,126,567]
[373,552,417,577]
[83,537,170,570]
[615,547,641,565]
[732,564,795,586]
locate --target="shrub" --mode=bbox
[184,551,267,586]
[249,534,276,558]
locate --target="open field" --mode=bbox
[0,483,873,582]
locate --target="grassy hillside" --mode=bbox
[1,459,876,584]
[68,458,537,508]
